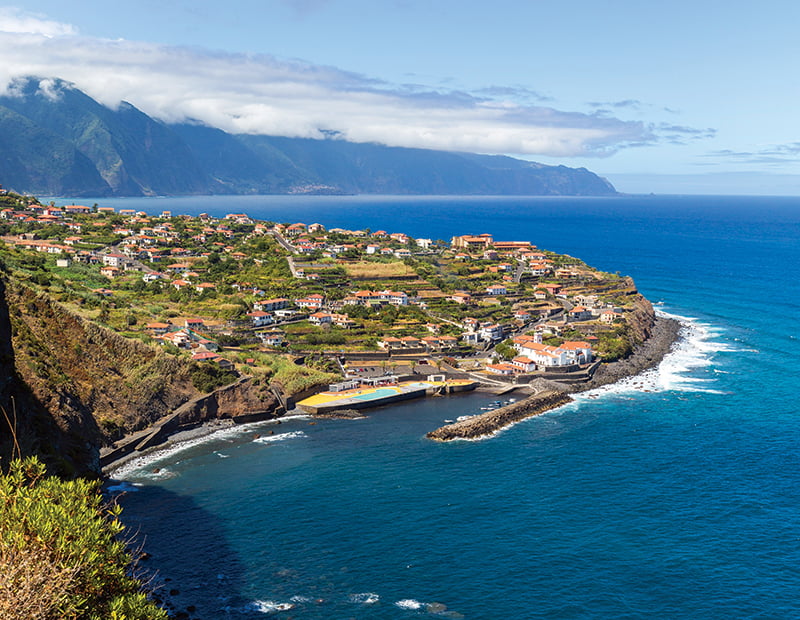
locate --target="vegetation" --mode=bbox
[343,260,417,278]
[595,325,634,361]
[0,456,167,619]
[189,362,237,393]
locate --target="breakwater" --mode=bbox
[426,389,573,441]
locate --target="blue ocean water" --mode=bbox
[102,195,800,619]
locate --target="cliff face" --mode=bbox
[172,377,280,426]
[628,292,657,345]
[0,276,284,475]
[0,276,203,474]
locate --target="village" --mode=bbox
[0,192,642,401]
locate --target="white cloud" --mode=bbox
[0,11,654,158]
[0,7,77,37]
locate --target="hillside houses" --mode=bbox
[512,334,593,368]
[0,195,637,381]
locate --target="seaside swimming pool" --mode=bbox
[349,387,404,401]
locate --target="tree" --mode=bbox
[494,339,516,361]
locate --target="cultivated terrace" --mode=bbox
[0,189,646,391]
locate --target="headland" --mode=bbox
[0,189,679,473]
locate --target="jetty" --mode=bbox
[426,389,573,441]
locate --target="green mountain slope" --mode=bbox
[0,76,617,197]
[0,78,212,196]
[0,104,111,196]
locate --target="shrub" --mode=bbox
[189,362,237,392]
[0,457,167,619]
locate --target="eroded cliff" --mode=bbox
[0,275,277,475]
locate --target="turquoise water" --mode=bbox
[104,195,800,618]
[350,387,405,401]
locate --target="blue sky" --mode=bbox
[1,1,799,195]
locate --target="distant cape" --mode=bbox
[0,76,617,198]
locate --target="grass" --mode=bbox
[343,261,417,278]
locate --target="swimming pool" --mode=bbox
[349,387,401,401]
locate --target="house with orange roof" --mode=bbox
[295,294,324,309]
[451,233,493,250]
[254,298,289,312]
[194,282,216,294]
[400,336,421,347]
[247,310,274,327]
[309,311,333,326]
[485,284,507,296]
[286,223,307,236]
[568,306,593,321]
[486,362,517,375]
[600,310,619,324]
[512,335,592,367]
[511,356,536,372]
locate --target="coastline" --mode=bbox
[102,414,305,478]
[567,314,682,393]
[104,315,683,472]
[425,314,682,441]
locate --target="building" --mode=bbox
[451,234,493,250]
[247,311,274,327]
[254,298,289,312]
[480,324,505,342]
[295,294,324,309]
[308,312,333,326]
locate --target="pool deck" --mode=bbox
[297,379,476,415]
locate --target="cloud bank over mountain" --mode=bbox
[0,8,652,158]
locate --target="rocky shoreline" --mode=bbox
[103,315,683,468]
[565,314,682,393]
[425,315,682,441]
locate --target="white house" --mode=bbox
[486,284,507,296]
[254,298,289,312]
[295,294,324,309]
[247,311,274,327]
[309,312,333,326]
[258,331,285,346]
[480,323,504,341]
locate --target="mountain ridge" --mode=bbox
[0,77,617,198]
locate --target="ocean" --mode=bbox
[94,194,800,619]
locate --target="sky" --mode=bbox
[1,1,799,195]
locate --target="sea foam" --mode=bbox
[395,598,423,609]
[245,599,295,613]
[253,430,307,443]
[108,418,300,480]
[348,592,380,604]
[576,310,733,401]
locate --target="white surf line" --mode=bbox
[575,309,732,401]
